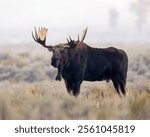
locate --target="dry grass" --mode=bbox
[0,43,150,120]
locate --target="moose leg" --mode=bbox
[119,80,126,96]
[64,80,73,94]
[117,73,127,96]
[72,81,82,96]
[111,78,121,97]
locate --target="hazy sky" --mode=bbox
[0,0,150,45]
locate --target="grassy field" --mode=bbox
[0,43,150,120]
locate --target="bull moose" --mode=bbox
[32,27,128,97]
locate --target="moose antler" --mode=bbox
[66,36,77,48]
[67,27,88,48]
[77,27,88,46]
[32,27,53,49]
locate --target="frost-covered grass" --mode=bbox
[0,43,150,119]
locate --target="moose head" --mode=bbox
[32,27,87,69]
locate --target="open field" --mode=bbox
[0,43,150,119]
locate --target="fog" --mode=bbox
[0,0,150,46]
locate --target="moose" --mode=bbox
[32,27,128,97]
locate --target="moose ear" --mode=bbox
[47,47,54,52]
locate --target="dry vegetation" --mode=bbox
[0,43,150,120]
